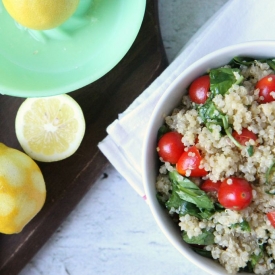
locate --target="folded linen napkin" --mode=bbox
[98,0,275,198]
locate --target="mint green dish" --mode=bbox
[0,0,146,97]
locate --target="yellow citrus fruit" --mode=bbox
[0,143,46,234]
[2,0,80,30]
[15,94,86,162]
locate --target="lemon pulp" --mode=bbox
[15,94,86,162]
[2,0,80,30]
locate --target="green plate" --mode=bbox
[0,0,146,97]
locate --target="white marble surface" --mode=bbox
[19,1,228,275]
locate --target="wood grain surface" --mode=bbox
[0,0,167,274]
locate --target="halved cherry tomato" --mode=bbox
[218,177,253,211]
[176,146,208,177]
[157,132,185,164]
[232,128,257,146]
[201,179,222,193]
[188,75,210,104]
[256,74,275,103]
[267,211,275,228]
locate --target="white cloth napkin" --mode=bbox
[98,0,275,198]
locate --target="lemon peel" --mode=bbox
[0,143,46,234]
[3,0,80,30]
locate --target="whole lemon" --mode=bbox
[0,143,46,234]
[2,0,80,30]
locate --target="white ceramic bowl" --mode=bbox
[142,41,275,275]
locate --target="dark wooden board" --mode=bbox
[0,0,167,274]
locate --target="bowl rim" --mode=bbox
[142,40,275,275]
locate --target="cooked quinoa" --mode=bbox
[156,59,275,274]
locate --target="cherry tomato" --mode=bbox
[218,177,253,211]
[176,146,208,177]
[157,132,185,164]
[232,128,257,146]
[267,211,275,228]
[255,74,275,103]
[188,75,210,104]
[201,179,222,193]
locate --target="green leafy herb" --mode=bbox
[180,201,214,220]
[250,244,264,269]
[209,67,243,96]
[157,125,170,140]
[266,160,275,184]
[214,202,225,211]
[198,101,226,129]
[156,192,168,206]
[198,102,253,156]
[239,262,254,273]
[266,59,275,70]
[192,247,213,259]
[230,56,255,67]
[224,127,254,157]
[197,67,254,156]
[165,181,185,211]
[182,229,214,245]
[247,145,254,157]
[231,220,251,232]
[168,171,214,210]
[230,56,275,71]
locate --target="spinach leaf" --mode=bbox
[165,182,214,219]
[231,220,251,232]
[182,229,214,245]
[265,160,275,184]
[224,127,254,157]
[198,100,228,134]
[230,56,275,71]
[266,59,275,71]
[169,171,214,210]
[247,145,254,157]
[156,192,168,206]
[265,190,275,195]
[198,208,215,219]
[197,95,254,156]
[192,247,213,259]
[229,56,255,67]
[197,101,252,154]
[209,67,243,97]
[157,125,170,140]
[196,65,255,156]
[250,245,264,269]
[198,101,225,125]
[180,201,202,218]
[165,181,184,211]
[239,262,254,273]
[214,202,225,211]
[180,201,214,220]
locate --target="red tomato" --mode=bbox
[218,177,253,211]
[232,128,257,146]
[267,211,275,228]
[201,179,222,193]
[256,74,275,103]
[188,75,210,104]
[176,146,208,177]
[157,132,185,164]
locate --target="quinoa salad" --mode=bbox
[155,57,275,274]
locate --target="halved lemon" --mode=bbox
[15,94,85,162]
[3,0,80,30]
